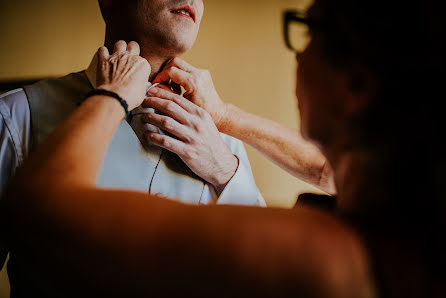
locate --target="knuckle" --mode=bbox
[196,107,208,118]
[172,94,184,105]
[191,118,203,132]
[161,137,170,148]
[161,117,172,129]
[165,102,177,113]
[185,135,194,144]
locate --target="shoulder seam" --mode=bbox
[0,99,23,164]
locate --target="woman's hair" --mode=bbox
[317,0,444,131]
[317,0,445,182]
[317,0,446,281]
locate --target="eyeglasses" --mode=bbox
[283,10,322,53]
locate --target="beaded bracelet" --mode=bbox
[84,89,130,117]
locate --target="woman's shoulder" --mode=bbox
[341,208,444,298]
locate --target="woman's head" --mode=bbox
[296,0,445,154]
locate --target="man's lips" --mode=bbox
[170,5,196,23]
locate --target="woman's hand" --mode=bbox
[96,40,151,111]
[152,58,228,130]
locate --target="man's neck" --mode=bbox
[104,36,174,82]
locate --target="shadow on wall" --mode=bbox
[0,261,9,298]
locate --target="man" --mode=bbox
[0,0,265,294]
[3,0,445,295]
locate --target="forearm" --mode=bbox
[220,104,336,195]
[8,183,353,297]
[18,95,125,188]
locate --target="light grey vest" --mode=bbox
[23,71,205,204]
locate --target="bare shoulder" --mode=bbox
[225,206,378,298]
[304,210,377,298]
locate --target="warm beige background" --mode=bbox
[0,0,318,295]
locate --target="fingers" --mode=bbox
[145,87,196,113]
[142,113,192,142]
[97,46,110,61]
[145,131,188,156]
[101,41,141,59]
[153,67,194,93]
[127,41,140,55]
[114,40,127,54]
[153,58,194,94]
[143,96,191,124]
[164,57,195,73]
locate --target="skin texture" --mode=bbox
[143,87,238,194]
[98,0,336,195]
[97,41,151,111]
[2,41,376,297]
[5,0,444,296]
[99,0,204,80]
[152,57,336,195]
[97,0,238,193]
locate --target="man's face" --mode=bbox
[134,0,204,55]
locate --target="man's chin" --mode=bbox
[165,38,195,56]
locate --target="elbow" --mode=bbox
[318,160,337,196]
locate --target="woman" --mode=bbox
[2,0,444,297]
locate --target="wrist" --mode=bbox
[97,84,123,95]
[88,87,129,117]
[85,94,127,120]
[215,102,230,133]
[211,154,239,195]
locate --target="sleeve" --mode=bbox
[199,134,266,207]
[0,88,32,270]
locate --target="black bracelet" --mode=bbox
[84,89,130,117]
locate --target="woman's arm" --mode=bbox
[13,41,150,189]
[153,58,336,195]
[2,42,371,297]
[219,103,336,195]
